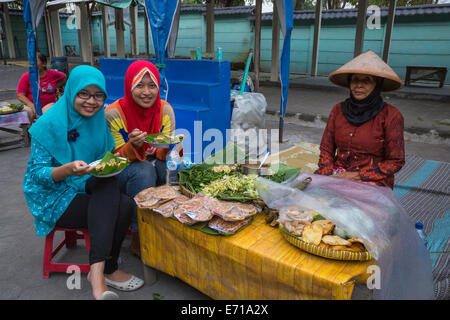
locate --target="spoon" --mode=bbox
[258,151,270,169]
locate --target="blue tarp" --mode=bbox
[275,0,293,141]
[144,0,180,101]
[23,0,41,115]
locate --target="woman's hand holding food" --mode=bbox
[129,128,147,149]
[51,160,93,182]
[69,160,93,176]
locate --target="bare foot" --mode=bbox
[104,269,132,283]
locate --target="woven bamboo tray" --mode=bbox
[280,227,373,261]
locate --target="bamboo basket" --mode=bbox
[280,227,373,262]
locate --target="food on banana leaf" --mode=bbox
[89,152,130,176]
[145,133,182,144]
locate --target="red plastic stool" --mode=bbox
[42,227,91,278]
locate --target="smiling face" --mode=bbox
[131,73,159,109]
[350,74,377,100]
[73,85,106,117]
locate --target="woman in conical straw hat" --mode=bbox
[315,50,405,189]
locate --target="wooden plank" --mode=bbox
[270,4,280,81]
[254,0,262,92]
[354,0,368,57]
[311,0,322,76]
[206,0,214,53]
[383,0,397,63]
[102,6,111,58]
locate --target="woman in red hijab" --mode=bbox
[105,60,178,256]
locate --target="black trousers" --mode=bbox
[56,177,135,274]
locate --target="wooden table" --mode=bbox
[0,111,30,151]
[138,143,375,300]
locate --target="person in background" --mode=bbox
[315,50,405,189]
[105,60,181,257]
[16,52,66,120]
[23,65,143,300]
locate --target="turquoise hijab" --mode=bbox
[29,65,115,191]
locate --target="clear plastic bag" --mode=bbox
[255,172,435,299]
[230,92,268,158]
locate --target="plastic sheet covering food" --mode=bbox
[255,172,435,300]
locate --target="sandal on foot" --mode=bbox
[105,275,144,292]
[97,291,119,300]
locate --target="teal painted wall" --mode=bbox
[3,10,450,83]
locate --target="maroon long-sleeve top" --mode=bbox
[315,103,405,189]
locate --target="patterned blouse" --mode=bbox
[23,140,82,237]
[315,103,405,189]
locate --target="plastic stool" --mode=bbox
[42,227,91,278]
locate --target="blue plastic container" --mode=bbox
[100,58,231,163]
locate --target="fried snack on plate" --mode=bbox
[135,187,155,203]
[321,235,352,246]
[173,207,196,225]
[153,185,179,200]
[312,219,335,235]
[301,224,323,246]
[153,200,178,217]
[318,241,331,249]
[283,221,309,237]
[214,201,257,221]
[208,216,252,234]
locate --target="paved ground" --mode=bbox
[1,62,449,300]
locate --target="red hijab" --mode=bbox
[119,60,161,135]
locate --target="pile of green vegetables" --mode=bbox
[178,163,241,194]
[178,162,300,202]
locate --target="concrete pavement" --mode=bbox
[1,63,449,300]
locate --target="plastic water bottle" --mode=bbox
[166,146,181,185]
[415,222,429,248]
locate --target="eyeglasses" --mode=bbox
[77,90,106,101]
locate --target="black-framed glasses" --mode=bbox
[77,90,106,101]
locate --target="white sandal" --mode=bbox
[97,291,119,300]
[105,275,144,291]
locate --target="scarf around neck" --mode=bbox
[119,60,162,136]
[341,77,386,126]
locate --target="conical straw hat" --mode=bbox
[328,50,402,92]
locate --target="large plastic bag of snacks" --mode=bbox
[255,172,434,300]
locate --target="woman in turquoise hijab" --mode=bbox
[23,65,143,300]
